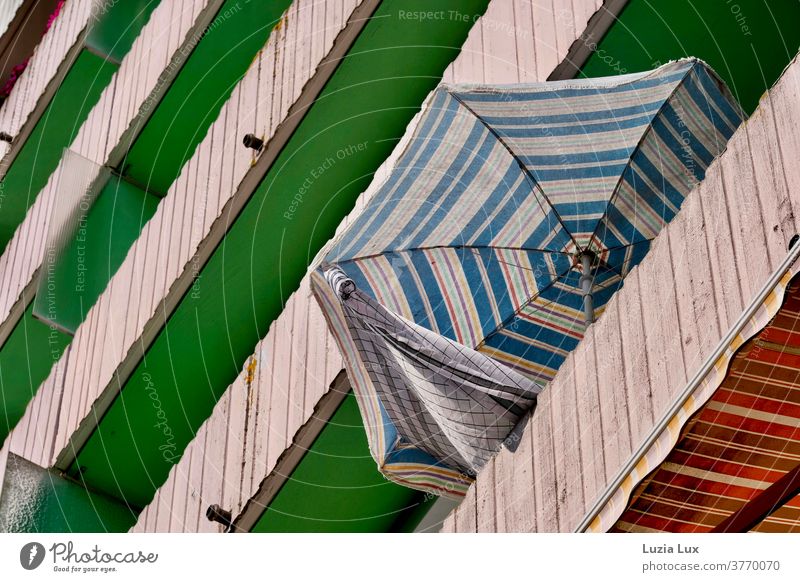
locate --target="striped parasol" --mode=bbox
[311,58,745,497]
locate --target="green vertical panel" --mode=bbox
[40,177,159,333]
[0,51,117,252]
[0,454,136,533]
[580,0,800,114]
[86,0,161,63]
[0,305,69,443]
[71,0,492,510]
[251,394,429,533]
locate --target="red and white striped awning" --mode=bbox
[582,249,800,533]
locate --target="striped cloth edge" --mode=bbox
[588,260,800,532]
[310,269,473,499]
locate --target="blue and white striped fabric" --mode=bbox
[312,59,745,497]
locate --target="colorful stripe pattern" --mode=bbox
[312,59,743,496]
[589,264,800,532]
[325,59,743,384]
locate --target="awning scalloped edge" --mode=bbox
[579,245,800,532]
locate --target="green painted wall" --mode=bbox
[70,0,492,512]
[33,177,159,334]
[0,304,69,443]
[252,393,430,533]
[580,0,800,114]
[86,0,160,63]
[0,51,117,253]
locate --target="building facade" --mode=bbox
[0,0,799,533]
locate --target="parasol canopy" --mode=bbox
[312,58,745,497]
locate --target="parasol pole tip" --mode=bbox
[579,252,595,327]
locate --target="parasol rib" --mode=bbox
[448,91,581,252]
